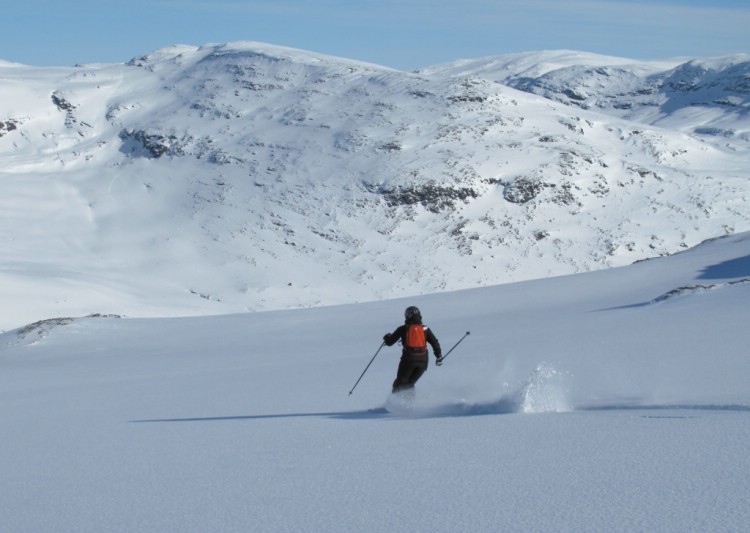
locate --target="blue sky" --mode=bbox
[2,0,748,70]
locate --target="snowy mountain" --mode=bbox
[1,42,749,329]
[419,50,750,137]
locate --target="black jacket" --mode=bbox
[384,322,441,359]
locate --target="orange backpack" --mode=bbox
[405,324,427,356]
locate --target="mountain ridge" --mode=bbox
[421,50,750,138]
[1,42,748,329]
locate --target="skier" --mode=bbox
[383,306,442,394]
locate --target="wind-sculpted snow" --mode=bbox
[1,42,750,329]
[651,278,750,304]
[3,313,121,348]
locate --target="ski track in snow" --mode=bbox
[375,362,572,418]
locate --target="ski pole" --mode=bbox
[348,341,386,396]
[440,331,470,363]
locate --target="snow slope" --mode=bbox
[1,43,750,330]
[420,50,750,139]
[1,232,749,532]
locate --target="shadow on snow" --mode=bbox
[131,401,750,424]
[131,397,521,424]
[580,403,750,413]
[698,254,750,280]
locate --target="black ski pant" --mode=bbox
[392,356,428,393]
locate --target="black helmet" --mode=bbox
[404,306,422,323]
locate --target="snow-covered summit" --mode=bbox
[1,42,749,329]
[424,50,750,138]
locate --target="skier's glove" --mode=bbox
[383,334,390,342]
[436,356,444,366]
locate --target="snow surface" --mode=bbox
[1,232,749,532]
[1,42,749,531]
